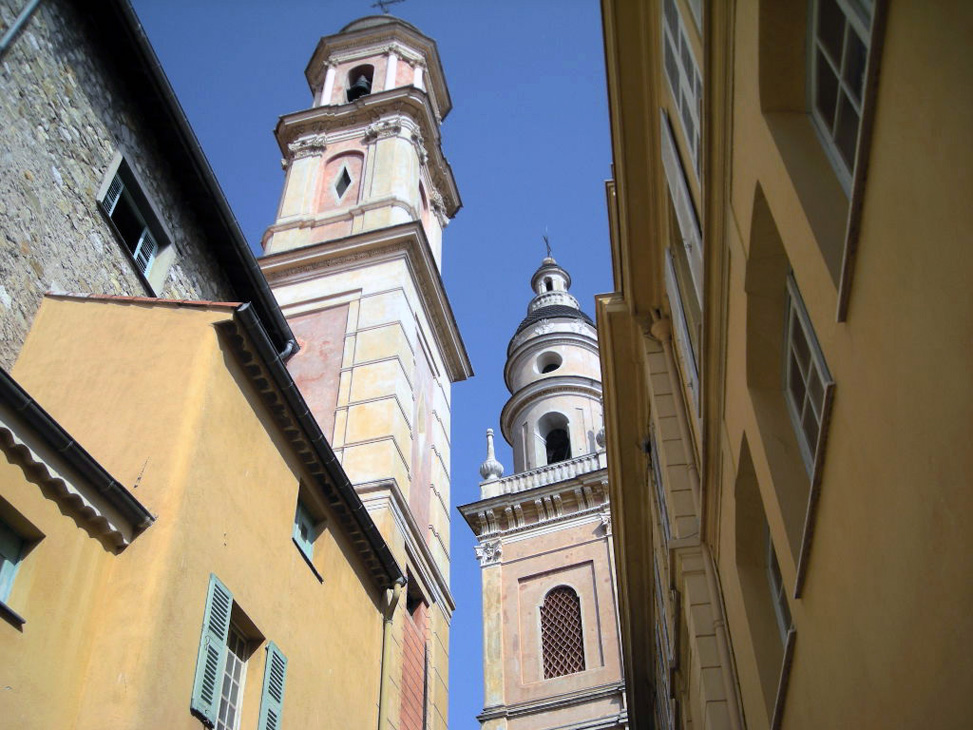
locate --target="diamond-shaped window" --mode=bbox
[335,168,352,200]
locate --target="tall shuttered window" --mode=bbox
[191,575,287,730]
[662,0,703,180]
[540,586,586,679]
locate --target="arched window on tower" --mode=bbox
[541,586,585,679]
[539,412,571,465]
[544,277,553,292]
[346,64,374,102]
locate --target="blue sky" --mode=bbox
[129,1,612,725]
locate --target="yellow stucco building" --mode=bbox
[598,0,973,728]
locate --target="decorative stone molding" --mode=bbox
[600,508,612,535]
[475,539,502,566]
[411,130,428,165]
[363,119,403,143]
[286,132,328,161]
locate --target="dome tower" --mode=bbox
[501,256,604,473]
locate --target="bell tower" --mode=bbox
[460,256,627,730]
[259,16,471,730]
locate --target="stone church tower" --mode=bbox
[259,16,471,730]
[460,258,627,729]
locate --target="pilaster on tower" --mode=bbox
[258,16,470,730]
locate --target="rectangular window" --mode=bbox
[661,0,703,181]
[766,526,792,643]
[0,519,24,603]
[216,624,250,730]
[783,276,833,473]
[648,429,671,542]
[96,152,174,294]
[809,0,873,192]
[293,500,316,560]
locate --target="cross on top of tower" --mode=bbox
[371,0,405,14]
[543,232,553,260]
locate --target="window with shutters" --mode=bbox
[96,152,174,294]
[191,575,288,730]
[661,0,703,181]
[540,585,586,679]
[292,497,325,582]
[0,518,24,605]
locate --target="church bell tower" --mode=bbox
[460,256,627,730]
[259,16,471,730]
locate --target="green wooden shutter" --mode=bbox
[293,501,314,559]
[0,520,23,602]
[257,641,288,730]
[191,574,233,726]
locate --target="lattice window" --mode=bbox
[541,586,585,679]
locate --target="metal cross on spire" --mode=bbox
[543,229,553,259]
[371,0,405,14]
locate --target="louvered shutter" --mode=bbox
[132,228,158,275]
[257,642,288,730]
[191,574,233,726]
[102,175,124,215]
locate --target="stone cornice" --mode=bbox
[458,464,608,539]
[477,680,627,723]
[507,317,598,357]
[275,87,460,218]
[500,376,603,444]
[259,221,472,383]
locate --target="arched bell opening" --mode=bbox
[346,64,374,102]
[538,412,571,466]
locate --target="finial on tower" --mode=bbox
[543,228,554,263]
[371,0,405,14]
[479,428,504,482]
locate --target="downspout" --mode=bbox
[0,0,42,57]
[377,578,406,730]
[650,314,744,730]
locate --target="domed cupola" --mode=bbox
[500,256,604,474]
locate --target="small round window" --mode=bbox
[537,352,562,374]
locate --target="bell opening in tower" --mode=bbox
[346,64,374,102]
[546,428,571,464]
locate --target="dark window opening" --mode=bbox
[541,362,559,374]
[545,428,571,464]
[335,168,352,199]
[346,65,374,102]
[544,277,553,292]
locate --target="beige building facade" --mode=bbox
[462,259,627,730]
[599,0,973,728]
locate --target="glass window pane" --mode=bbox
[802,406,821,454]
[835,92,861,170]
[808,366,824,415]
[815,50,840,130]
[792,318,811,373]
[843,26,868,104]
[817,0,846,65]
[788,353,807,409]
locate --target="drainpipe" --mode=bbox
[0,0,43,57]
[651,315,743,730]
[377,578,406,730]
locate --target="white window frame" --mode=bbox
[782,275,833,474]
[662,0,703,181]
[216,623,250,730]
[664,247,700,412]
[766,527,792,644]
[648,427,671,543]
[808,0,873,193]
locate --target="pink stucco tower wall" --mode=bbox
[259,16,471,730]
[460,258,627,730]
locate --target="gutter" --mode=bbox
[0,0,42,58]
[0,367,154,532]
[234,303,405,589]
[101,0,299,361]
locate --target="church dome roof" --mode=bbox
[340,15,424,35]
[512,304,594,338]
